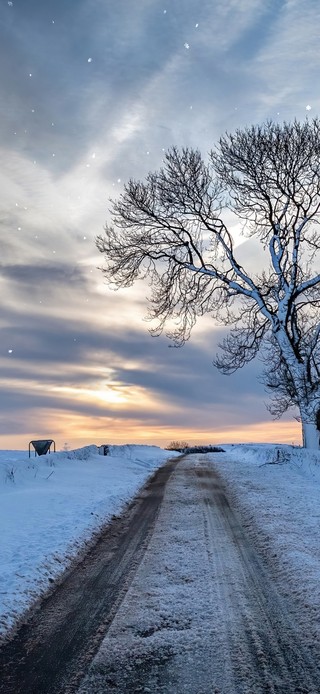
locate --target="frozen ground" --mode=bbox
[0,444,176,639]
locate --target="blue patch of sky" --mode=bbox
[230,2,280,64]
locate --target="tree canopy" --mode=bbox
[97,118,320,448]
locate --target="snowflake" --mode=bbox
[87,57,92,63]
[8,1,13,6]
[306,104,312,111]
[184,43,190,49]
[29,73,32,77]
[117,178,121,183]
[163,9,167,13]
[195,23,199,27]
[8,349,13,354]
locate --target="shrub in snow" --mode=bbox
[166,443,225,454]
[185,445,225,454]
[166,441,189,452]
[5,466,15,483]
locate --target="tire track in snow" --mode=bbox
[197,464,319,693]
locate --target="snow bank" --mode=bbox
[0,444,176,640]
[221,442,320,468]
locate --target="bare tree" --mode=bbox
[97,119,320,449]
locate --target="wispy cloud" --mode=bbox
[247,0,320,118]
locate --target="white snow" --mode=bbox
[0,444,176,639]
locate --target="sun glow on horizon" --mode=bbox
[0,411,302,452]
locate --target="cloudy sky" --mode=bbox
[1,0,319,450]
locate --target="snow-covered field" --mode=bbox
[0,444,177,639]
[1,441,320,655]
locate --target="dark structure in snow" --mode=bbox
[29,439,56,457]
[98,445,110,456]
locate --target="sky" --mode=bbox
[1,0,319,450]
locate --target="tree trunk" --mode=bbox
[300,404,320,450]
[273,330,320,450]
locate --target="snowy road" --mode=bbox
[1,454,320,693]
[79,456,320,694]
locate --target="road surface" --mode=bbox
[1,455,319,693]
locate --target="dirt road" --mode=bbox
[0,458,178,694]
[1,455,319,693]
